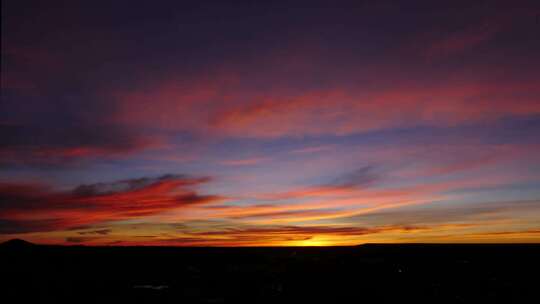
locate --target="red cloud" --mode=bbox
[210,82,540,138]
[0,175,222,233]
[0,122,166,166]
[116,224,433,246]
[107,28,540,140]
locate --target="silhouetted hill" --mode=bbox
[0,238,34,247]
[1,243,538,303]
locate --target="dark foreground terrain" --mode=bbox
[1,240,538,303]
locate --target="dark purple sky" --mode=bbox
[1,0,540,245]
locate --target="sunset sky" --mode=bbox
[1,0,540,246]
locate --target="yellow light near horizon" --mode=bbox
[293,237,331,246]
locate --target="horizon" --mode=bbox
[4,238,539,247]
[1,0,540,246]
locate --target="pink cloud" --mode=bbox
[209,81,540,138]
[0,175,222,233]
[425,23,500,59]
[107,34,539,140]
[219,157,271,166]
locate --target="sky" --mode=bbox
[1,0,540,246]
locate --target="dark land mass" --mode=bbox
[1,240,538,303]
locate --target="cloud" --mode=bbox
[71,174,209,197]
[228,208,343,221]
[208,81,540,138]
[471,229,540,236]
[0,122,163,167]
[339,200,540,227]
[191,225,394,236]
[425,23,500,59]
[256,165,380,201]
[77,229,111,235]
[0,174,222,234]
[198,165,539,226]
[0,219,66,234]
[219,157,271,166]
[65,237,100,243]
[329,166,379,189]
[131,224,431,246]
[289,145,335,154]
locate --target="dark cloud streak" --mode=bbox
[0,174,221,234]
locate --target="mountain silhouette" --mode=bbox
[0,238,35,247]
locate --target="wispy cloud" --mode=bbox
[0,174,222,234]
[219,157,271,166]
[289,145,335,154]
[425,23,500,59]
[77,229,111,235]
